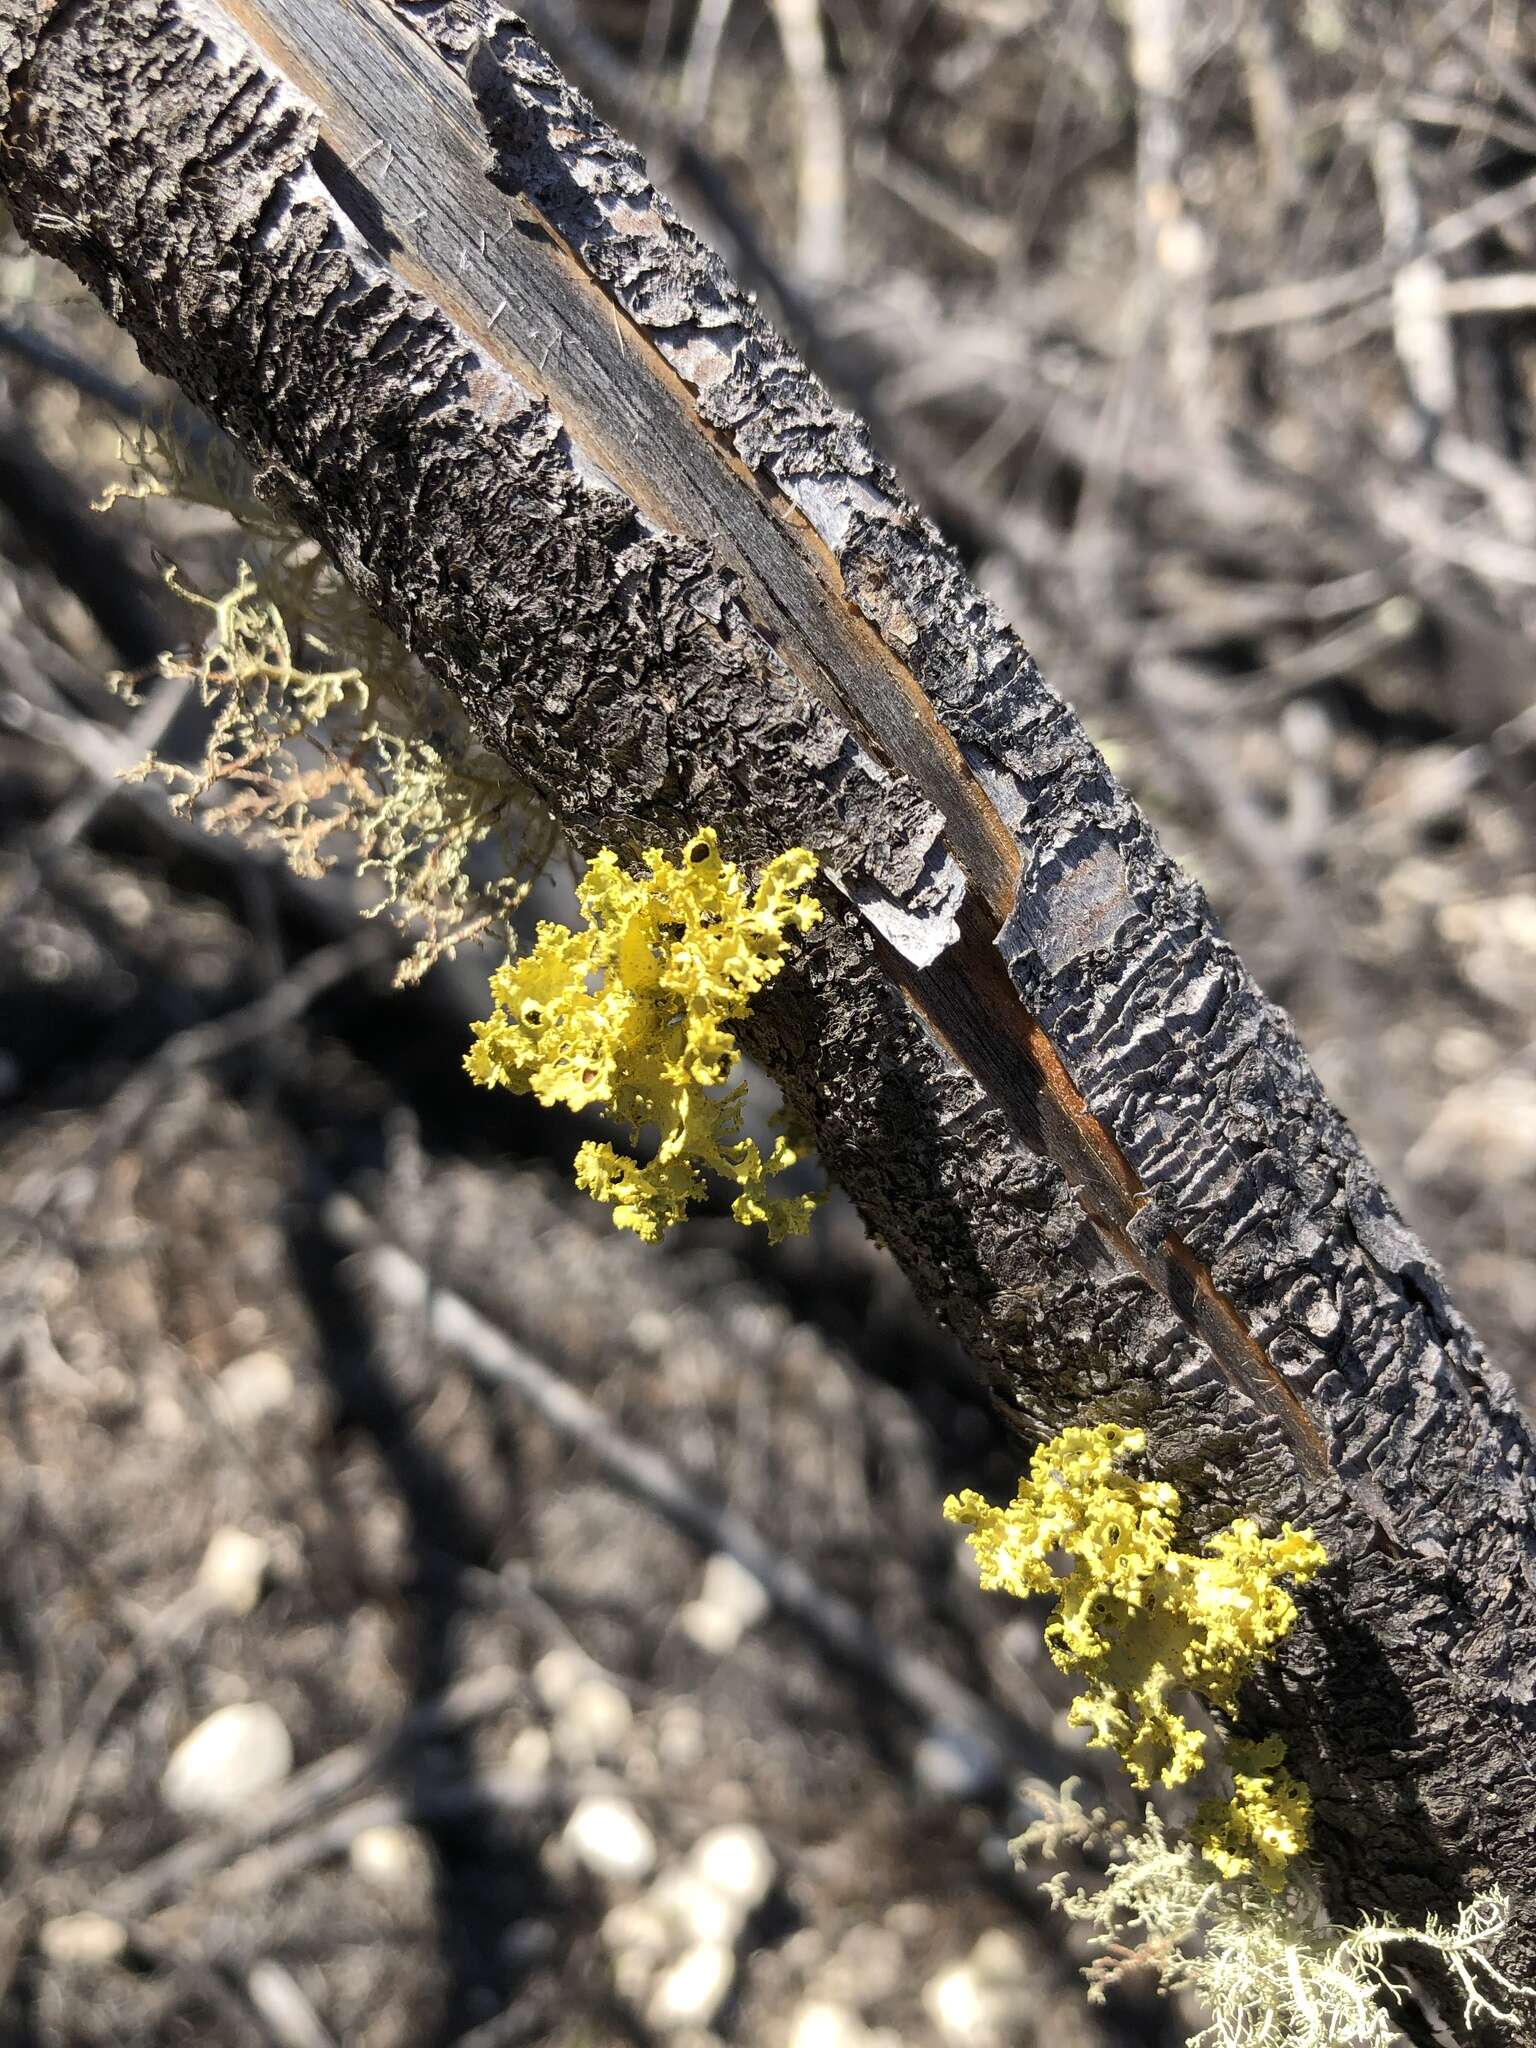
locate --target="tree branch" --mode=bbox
[3,0,1534,2003]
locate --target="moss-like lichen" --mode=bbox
[1021,1792,1526,2048]
[466,829,823,1242]
[100,423,554,982]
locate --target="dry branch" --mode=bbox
[326,1192,1061,1796]
[3,0,1535,2006]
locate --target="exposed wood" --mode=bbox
[3,0,1535,2011]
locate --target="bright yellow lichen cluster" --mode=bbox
[946,1423,1325,1887]
[957,1455,1525,2037]
[465,830,823,1242]
[945,1424,1324,1791]
[1193,1737,1314,1893]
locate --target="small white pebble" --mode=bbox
[562,1795,657,1885]
[626,1310,671,1354]
[611,1945,658,2003]
[822,1922,904,2005]
[246,1960,331,2048]
[532,1645,589,1712]
[883,1899,932,1941]
[602,1899,672,1959]
[216,1350,295,1425]
[556,1676,633,1760]
[968,1928,1029,1983]
[779,1927,824,1973]
[704,1553,770,1626]
[39,1913,127,1966]
[141,1391,186,1440]
[648,1869,744,1947]
[227,1306,268,1346]
[790,2005,873,2048]
[105,878,152,930]
[912,1727,1001,1802]
[507,1725,553,1777]
[196,1527,270,1616]
[690,1823,774,1912]
[349,1822,434,1894]
[645,1941,735,2030]
[162,1702,293,1817]
[676,1599,737,1655]
[655,1704,705,1769]
[923,1963,985,2043]
[678,1552,770,1654]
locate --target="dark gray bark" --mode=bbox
[3,0,1535,2014]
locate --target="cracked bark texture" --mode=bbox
[3,0,1535,2020]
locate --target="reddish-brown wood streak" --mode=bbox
[217,0,1331,1474]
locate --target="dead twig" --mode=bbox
[101,1664,523,1917]
[766,0,847,286]
[1209,163,1536,334]
[326,1193,1070,1801]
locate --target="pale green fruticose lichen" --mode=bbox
[99,420,554,981]
[1021,1790,1526,2048]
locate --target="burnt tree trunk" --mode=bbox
[3,0,1534,2020]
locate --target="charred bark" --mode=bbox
[3,0,1534,2013]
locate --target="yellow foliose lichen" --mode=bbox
[1192,1736,1314,1893]
[976,1445,1526,2038]
[466,829,823,1242]
[944,1424,1325,1791]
